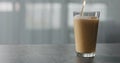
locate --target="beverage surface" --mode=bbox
[74,15,98,20]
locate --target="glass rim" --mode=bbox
[73,11,100,13]
[73,11,100,18]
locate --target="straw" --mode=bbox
[80,0,86,16]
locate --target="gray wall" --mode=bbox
[0,0,70,44]
[0,0,120,44]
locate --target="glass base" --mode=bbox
[76,52,96,57]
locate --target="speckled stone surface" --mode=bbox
[0,43,120,63]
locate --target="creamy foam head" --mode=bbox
[74,15,98,20]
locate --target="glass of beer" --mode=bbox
[73,11,100,57]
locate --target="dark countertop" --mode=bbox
[0,43,120,63]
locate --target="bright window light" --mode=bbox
[25,3,61,30]
[0,2,13,12]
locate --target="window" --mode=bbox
[0,2,13,12]
[25,3,61,30]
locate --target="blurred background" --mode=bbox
[0,0,120,44]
